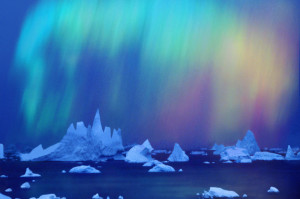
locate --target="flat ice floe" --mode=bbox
[251,152,284,161]
[20,168,41,177]
[168,143,189,162]
[29,194,66,199]
[220,147,251,163]
[69,165,100,173]
[202,187,239,198]
[190,151,207,156]
[4,188,12,192]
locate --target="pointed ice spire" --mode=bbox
[142,139,154,152]
[237,130,260,155]
[66,123,76,135]
[168,143,189,162]
[285,145,296,160]
[92,109,103,135]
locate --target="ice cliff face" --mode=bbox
[236,130,260,155]
[21,110,124,161]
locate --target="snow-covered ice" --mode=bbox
[236,130,260,155]
[251,152,284,161]
[20,168,41,177]
[267,187,279,193]
[125,141,153,163]
[202,187,239,198]
[148,162,175,172]
[168,143,189,162]
[69,165,100,173]
[20,182,30,189]
[20,110,124,161]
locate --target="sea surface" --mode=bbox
[1,152,300,199]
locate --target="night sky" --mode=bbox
[0,0,299,150]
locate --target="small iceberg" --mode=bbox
[0,144,4,159]
[4,188,12,192]
[190,151,207,156]
[61,170,66,173]
[168,143,189,162]
[0,193,11,199]
[92,193,103,199]
[20,168,41,177]
[69,165,100,173]
[267,186,279,193]
[242,194,247,197]
[251,152,284,161]
[0,174,8,178]
[125,140,153,163]
[20,182,30,189]
[143,160,161,167]
[202,187,239,198]
[30,194,66,199]
[118,196,124,199]
[203,161,210,164]
[148,162,175,172]
[178,169,183,172]
[285,145,300,160]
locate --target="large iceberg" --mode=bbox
[220,147,251,163]
[0,144,4,159]
[251,152,284,161]
[125,140,153,163]
[21,110,124,161]
[202,187,239,198]
[236,130,260,155]
[167,143,189,162]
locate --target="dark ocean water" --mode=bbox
[1,152,300,199]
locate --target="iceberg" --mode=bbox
[20,168,41,177]
[69,165,100,173]
[190,151,207,156]
[143,160,161,167]
[202,187,239,198]
[0,193,11,199]
[4,188,12,193]
[220,147,251,163]
[0,175,8,178]
[30,194,66,199]
[167,143,189,162]
[92,193,103,199]
[242,194,247,197]
[0,144,4,159]
[211,144,225,155]
[251,152,284,161]
[178,169,183,172]
[236,130,260,155]
[21,110,124,161]
[142,139,153,152]
[148,162,175,172]
[125,140,153,163]
[267,187,279,193]
[285,145,299,160]
[20,182,30,189]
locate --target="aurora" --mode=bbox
[6,0,299,148]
